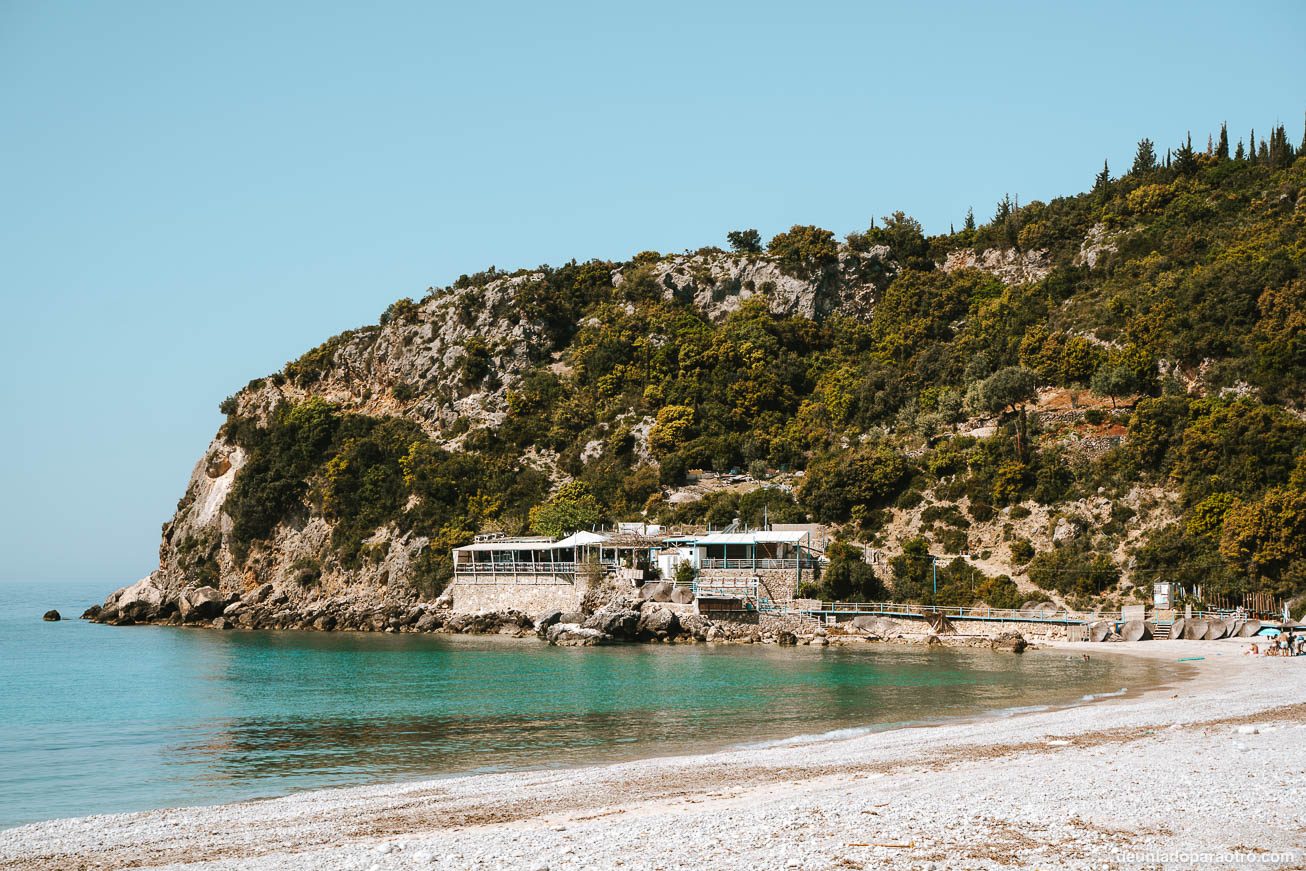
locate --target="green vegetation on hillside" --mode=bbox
[220,117,1306,606]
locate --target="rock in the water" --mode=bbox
[545,623,606,646]
[179,586,226,622]
[990,631,1027,653]
[775,630,797,646]
[42,610,61,622]
[80,605,101,620]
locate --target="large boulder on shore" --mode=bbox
[179,586,226,622]
[584,606,640,640]
[670,587,695,605]
[113,578,171,622]
[990,631,1027,653]
[533,610,564,632]
[636,606,680,640]
[637,582,674,603]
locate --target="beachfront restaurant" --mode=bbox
[451,530,661,581]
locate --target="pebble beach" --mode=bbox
[2,637,1303,871]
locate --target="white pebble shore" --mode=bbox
[2,638,1303,871]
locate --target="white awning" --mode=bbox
[553,530,607,548]
[694,531,807,545]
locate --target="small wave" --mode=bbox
[1081,687,1128,702]
[737,725,878,750]
[988,704,1051,718]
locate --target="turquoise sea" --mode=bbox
[0,579,1163,830]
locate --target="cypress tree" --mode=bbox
[1235,139,1245,161]
[963,207,976,232]
[1258,140,1270,163]
[1206,133,1214,155]
[1300,112,1306,155]
[1216,123,1229,160]
[1250,129,1257,163]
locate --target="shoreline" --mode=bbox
[4,636,1303,869]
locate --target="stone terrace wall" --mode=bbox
[449,577,586,615]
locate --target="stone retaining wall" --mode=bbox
[449,577,586,614]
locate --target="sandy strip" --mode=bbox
[2,638,1304,870]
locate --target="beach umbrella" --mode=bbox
[1089,621,1111,642]
[1204,619,1226,641]
[1238,620,1261,637]
[1185,619,1210,640]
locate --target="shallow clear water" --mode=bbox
[0,579,1163,829]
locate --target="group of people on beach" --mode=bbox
[1246,630,1305,656]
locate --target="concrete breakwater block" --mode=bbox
[1089,621,1112,642]
[1238,620,1262,637]
[1185,619,1210,640]
[1169,617,1186,640]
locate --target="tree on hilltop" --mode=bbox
[726,229,763,254]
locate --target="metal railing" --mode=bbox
[796,601,1103,625]
[699,558,815,571]
[454,561,580,575]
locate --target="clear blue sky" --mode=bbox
[2,1,1303,582]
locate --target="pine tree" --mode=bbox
[1235,139,1246,161]
[1206,133,1214,155]
[993,194,1013,224]
[1131,138,1157,175]
[963,207,976,232]
[1217,123,1229,160]
[1258,140,1270,163]
[1093,160,1111,195]
[1173,133,1198,175]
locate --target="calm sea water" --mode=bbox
[0,579,1163,829]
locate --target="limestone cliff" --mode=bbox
[100,245,907,621]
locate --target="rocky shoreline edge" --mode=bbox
[79,579,1029,652]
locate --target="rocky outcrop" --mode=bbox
[625,248,894,322]
[42,610,60,622]
[941,246,1052,285]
